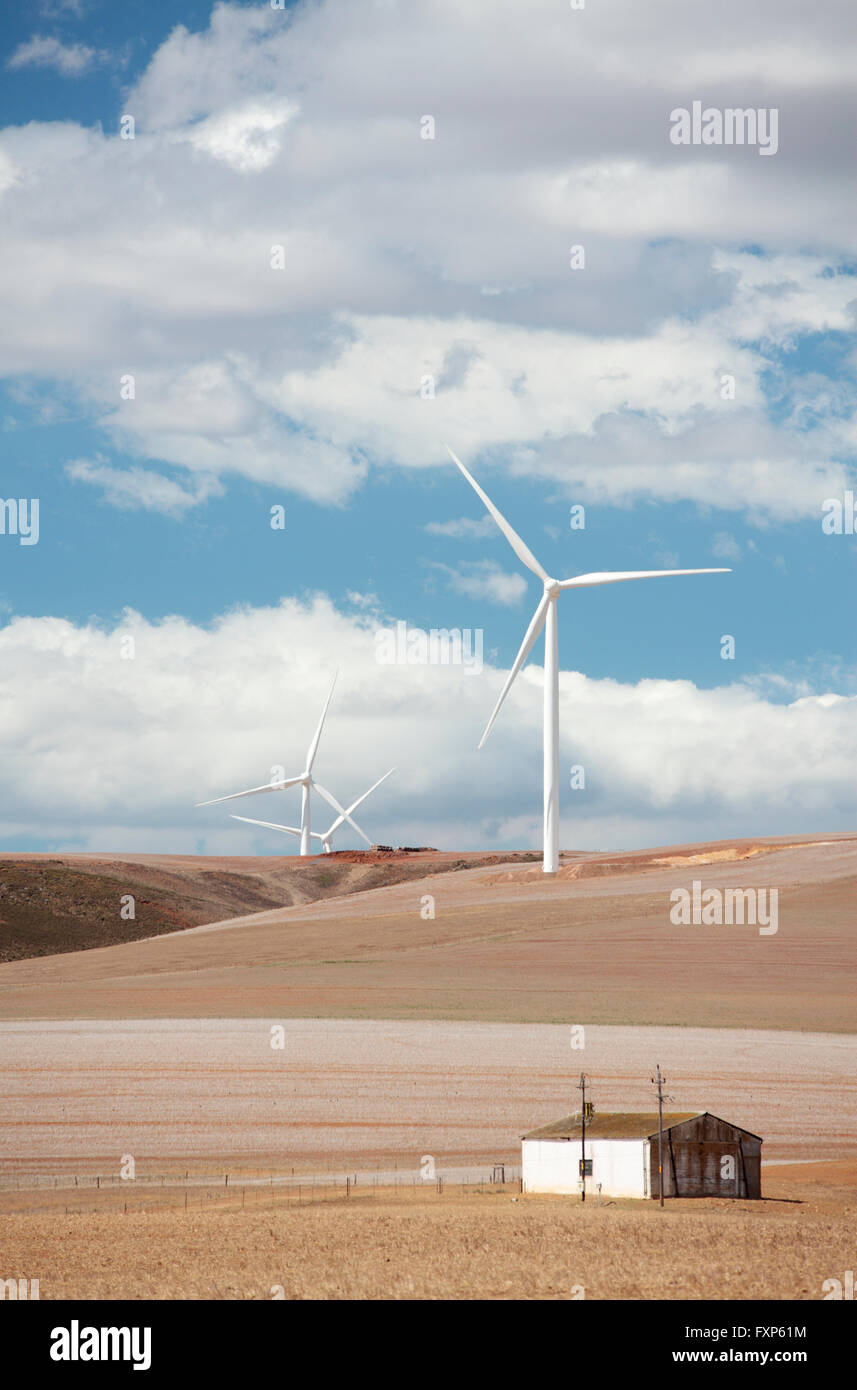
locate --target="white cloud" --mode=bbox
[0,595,854,854]
[88,358,367,504]
[429,560,528,607]
[174,100,298,173]
[425,516,498,539]
[6,36,105,76]
[711,252,857,346]
[274,312,757,451]
[65,457,223,516]
[0,0,853,516]
[711,532,742,562]
[39,1,88,16]
[345,591,382,611]
[0,148,18,195]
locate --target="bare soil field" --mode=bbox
[1,1019,854,1177]
[0,834,854,1031]
[1,1163,854,1300]
[0,850,538,961]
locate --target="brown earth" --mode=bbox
[1,1164,854,1300]
[0,833,854,1031]
[0,849,540,962]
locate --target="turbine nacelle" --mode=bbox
[230,766,395,855]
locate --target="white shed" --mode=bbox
[521,1111,763,1199]
[521,1111,698,1199]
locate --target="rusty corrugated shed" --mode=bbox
[651,1113,763,1198]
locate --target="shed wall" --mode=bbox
[522,1138,647,1198]
[649,1116,762,1199]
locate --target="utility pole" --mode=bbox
[651,1064,666,1208]
[578,1072,587,1203]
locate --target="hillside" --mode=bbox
[0,849,541,962]
[0,833,854,1032]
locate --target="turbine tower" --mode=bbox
[195,672,368,856]
[230,767,395,853]
[447,447,730,875]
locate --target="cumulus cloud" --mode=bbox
[0,0,853,516]
[6,36,105,76]
[710,252,857,346]
[89,358,368,503]
[0,595,854,855]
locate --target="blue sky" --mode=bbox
[1,384,851,689]
[0,2,237,128]
[0,0,855,855]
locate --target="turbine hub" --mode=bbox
[544,577,561,598]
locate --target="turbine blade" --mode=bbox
[559,568,730,589]
[313,781,347,816]
[195,774,303,807]
[479,593,549,748]
[305,671,338,773]
[230,815,302,836]
[446,446,548,581]
[345,767,396,816]
[231,815,323,841]
[342,813,370,846]
[314,782,373,846]
[321,768,396,843]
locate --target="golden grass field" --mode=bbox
[1,1162,854,1300]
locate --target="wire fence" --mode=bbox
[0,1164,523,1217]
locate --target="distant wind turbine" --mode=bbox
[447,446,730,875]
[229,767,395,853]
[195,672,370,856]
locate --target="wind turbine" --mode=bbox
[229,767,396,853]
[447,447,730,875]
[195,672,367,856]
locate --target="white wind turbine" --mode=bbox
[447,447,730,875]
[229,767,396,853]
[195,672,369,856]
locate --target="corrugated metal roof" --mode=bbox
[522,1111,700,1141]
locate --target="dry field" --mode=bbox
[1,1163,854,1300]
[1,834,854,1301]
[2,1019,855,1178]
[0,849,534,961]
[0,834,854,1031]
